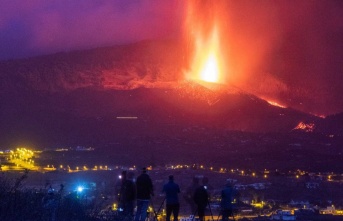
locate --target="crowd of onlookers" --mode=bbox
[117,167,239,221]
[0,167,239,221]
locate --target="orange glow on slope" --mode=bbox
[293,122,315,132]
[266,100,287,109]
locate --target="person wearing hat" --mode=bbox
[135,167,154,221]
[162,175,181,221]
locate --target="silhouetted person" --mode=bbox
[202,177,215,218]
[193,182,209,221]
[62,191,85,220]
[163,175,180,221]
[118,171,127,204]
[221,181,239,221]
[42,187,58,221]
[135,167,154,221]
[184,176,200,214]
[202,177,213,193]
[116,170,127,203]
[120,171,136,220]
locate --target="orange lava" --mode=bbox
[184,1,228,85]
[266,100,287,109]
[293,122,315,132]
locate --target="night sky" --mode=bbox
[0,0,184,60]
[1,0,343,115]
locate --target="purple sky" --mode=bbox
[1,0,343,115]
[0,0,184,60]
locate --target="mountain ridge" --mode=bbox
[0,40,184,92]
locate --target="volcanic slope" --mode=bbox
[0,81,319,146]
[0,40,320,143]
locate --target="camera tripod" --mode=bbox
[191,200,214,221]
[150,198,165,221]
[216,209,236,221]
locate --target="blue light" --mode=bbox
[77,186,84,192]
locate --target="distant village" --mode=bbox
[0,147,342,220]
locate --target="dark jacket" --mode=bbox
[193,185,208,207]
[163,180,180,205]
[120,179,136,203]
[136,173,153,200]
[221,185,238,210]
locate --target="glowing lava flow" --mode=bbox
[266,100,287,109]
[293,122,315,132]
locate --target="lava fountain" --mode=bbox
[185,1,229,86]
[195,26,221,83]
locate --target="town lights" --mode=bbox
[112,203,118,211]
